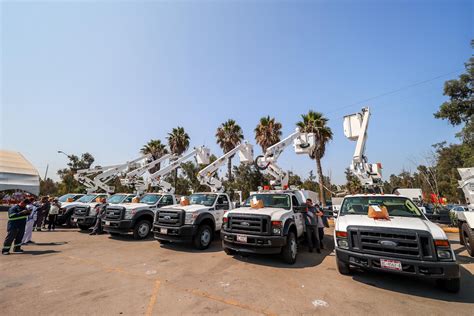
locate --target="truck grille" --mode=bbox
[347,226,435,261]
[105,207,124,220]
[74,207,89,216]
[228,214,270,235]
[155,209,184,227]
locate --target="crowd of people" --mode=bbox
[2,196,61,255]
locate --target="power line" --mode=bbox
[326,68,463,116]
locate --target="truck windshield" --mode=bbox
[340,196,423,218]
[77,194,98,203]
[58,194,78,202]
[140,194,162,205]
[189,194,217,207]
[244,194,291,210]
[107,194,128,204]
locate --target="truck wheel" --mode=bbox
[281,232,297,264]
[66,216,75,228]
[193,224,213,250]
[462,223,474,257]
[78,224,90,231]
[437,278,460,293]
[224,247,236,256]
[336,255,351,275]
[133,220,151,240]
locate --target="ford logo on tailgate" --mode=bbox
[379,240,397,247]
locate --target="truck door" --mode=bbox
[214,195,229,231]
[292,195,305,237]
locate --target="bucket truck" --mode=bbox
[103,147,210,240]
[254,128,316,188]
[456,168,474,256]
[343,107,383,192]
[222,131,319,264]
[153,142,253,250]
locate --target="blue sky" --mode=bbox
[1,0,472,184]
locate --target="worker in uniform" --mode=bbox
[2,199,31,255]
[22,199,39,245]
[303,198,321,253]
[90,197,108,235]
[34,196,50,231]
[315,203,329,249]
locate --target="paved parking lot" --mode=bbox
[1,211,473,315]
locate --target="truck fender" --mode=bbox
[283,219,296,236]
[131,209,154,226]
[194,213,216,230]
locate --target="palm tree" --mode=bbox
[296,111,333,207]
[167,127,190,188]
[216,119,244,181]
[254,116,283,152]
[140,139,168,173]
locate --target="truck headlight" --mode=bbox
[124,209,136,220]
[271,221,282,235]
[336,231,349,249]
[88,207,95,216]
[185,212,198,225]
[437,249,451,259]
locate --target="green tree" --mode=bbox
[167,127,190,189]
[57,153,95,194]
[140,139,168,173]
[296,111,333,207]
[40,178,59,196]
[254,116,282,152]
[216,119,244,181]
[224,164,265,200]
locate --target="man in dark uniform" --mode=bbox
[34,196,50,231]
[90,198,108,235]
[2,199,31,255]
[303,198,321,253]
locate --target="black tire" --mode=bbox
[436,278,461,293]
[133,220,151,240]
[193,224,213,250]
[109,232,121,237]
[461,223,474,257]
[336,254,351,275]
[281,231,297,264]
[158,240,170,244]
[78,224,90,231]
[224,247,236,256]
[66,215,75,228]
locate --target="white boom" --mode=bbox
[255,128,316,188]
[458,168,474,209]
[343,107,382,191]
[197,142,254,192]
[75,155,151,194]
[149,146,211,194]
[120,153,174,195]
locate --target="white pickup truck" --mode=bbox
[221,189,319,264]
[334,194,460,292]
[103,193,177,239]
[153,192,232,250]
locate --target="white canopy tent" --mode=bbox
[0,150,40,196]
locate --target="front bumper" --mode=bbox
[103,219,133,234]
[221,231,286,254]
[71,215,96,226]
[336,248,460,279]
[153,224,197,242]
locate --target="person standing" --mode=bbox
[2,199,31,255]
[34,196,50,231]
[22,200,39,244]
[315,203,329,249]
[303,198,321,253]
[90,198,108,235]
[48,198,60,231]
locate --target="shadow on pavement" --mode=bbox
[107,233,155,243]
[158,238,224,254]
[22,250,61,256]
[351,266,474,303]
[32,242,68,246]
[453,247,474,264]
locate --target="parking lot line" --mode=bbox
[145,279,161,316]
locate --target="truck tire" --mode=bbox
[336,254,351,275]
[193,224,213,250]
[281,231,297,264]
[437,278,460,293]
[66,215,75,228]
[133,220,151,240]
[461,223,474,257]
[78,224,90,231]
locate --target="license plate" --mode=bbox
[236,235,247,243]
[73,218,78,222]
[105,221,110,226]
[380,259,402,271]
[160,228,168,234]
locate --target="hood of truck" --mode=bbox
[336,215,447,240]
[226,207,289,220]
[61,202,87,209]
[161,204,209,213]
[111,202,150,210]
